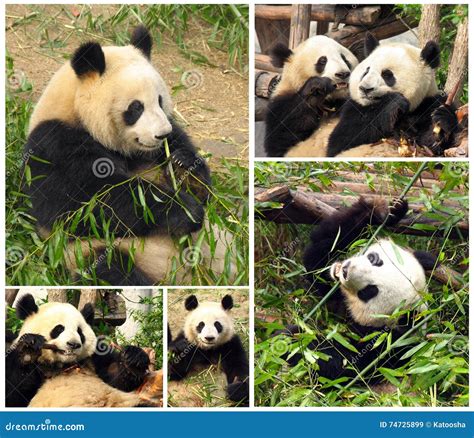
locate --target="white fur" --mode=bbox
[331,239,427,327]
[274,35,358,99]
[184,301,234,350]
[350,42,438,111]
[15,302,97,365]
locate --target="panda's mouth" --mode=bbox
[335,82,348,89]
[135,138,163,150]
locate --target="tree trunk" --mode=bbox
[445,15,468,107]
[47,290,68,303]
[5,289,19,306]
[78,290,98,312]
[289,5,311,50]
[418,5,441,47]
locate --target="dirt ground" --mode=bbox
[167,289,249,407]
[6,4,248,161]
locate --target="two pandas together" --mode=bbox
[4,4,469,409]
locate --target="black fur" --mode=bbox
[264,76,338,156]
[6,294,149,407]
[413,250,438,271]
[16,294,38,320]
[130,25,153,59]
[278,198,433,383]
[71,42,106,77]
[327,92,459,156]
[221,294,233,310]
[420,40,440,68]
[185,295,199,311]
[270,43,293,68]
[25,117,210,285]
[364,32,379,57]
[169,330,249,406]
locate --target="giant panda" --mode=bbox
[326,34,460,157]
[264,35,359,157]
[24,26,234,286]
[6,293,151,407]
[168,294,249,406]
[275,197,437,382]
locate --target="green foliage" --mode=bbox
[254,162,468,407]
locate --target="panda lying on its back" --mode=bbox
[278,197,437,382]
[264,36,358,157]
[168,295,249,406]
[6,294,150,407]
[327,34,460,157]
[24,26,229,286]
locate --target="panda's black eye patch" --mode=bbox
[50,324,65,339]
[123,100,144,126]
[196,322,205,333]
[381,69,395,86]
[341,53,352,70]
[361,66,370,80]
[77,327,85,344]
[214,321,223,333]
[158,95,163,108]
[315,56,327,73]
[367,252,383,267]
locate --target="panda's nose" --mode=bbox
[205,336,215,342]
[335,71,350,80]
[359,85,374,95]
[67,341,81,350]
[342,261,351,280]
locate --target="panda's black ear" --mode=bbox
[185,295,199,311]
[81,303,95,326]
[16,294,38,320]
[364,33,379,57]
[221,295,233,311]
[421,41,440,69]
[270,43,293,68]
[413,250,438,271]
[71,42,106,77]
[131,25,152,60]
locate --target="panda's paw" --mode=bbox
[432,105,457,140]
[121,346,150,372]
[386,198,409,225]
[16,333,45,362]
[387,93,410,126]
[170,148,203,171]
[227,380,249,406]
[300,76,335,100]
[167,195,205,235]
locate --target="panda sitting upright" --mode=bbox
[24,26,233,286]
[168,294,249,406]
[327,34,460,157]
[264,35,358,157]
[6,294,151,407]
[278,197,437,382]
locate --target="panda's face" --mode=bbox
[350,43,439,110]
[330,239,426,327]
[274,36,358,100]
[74,45,174,156]
[183,295,234,350]
[17,302,97,364]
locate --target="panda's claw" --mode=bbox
[18,333,46,352]
[432,105,457,140]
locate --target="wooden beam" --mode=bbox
[289,5,311,50]
[255,53,281,73]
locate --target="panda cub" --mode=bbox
[6,294,150,407]
[280,197,437,382]
[264,36,358,157]
[327,34,460,157]
[168,294,249,405]
[24,26,220,286]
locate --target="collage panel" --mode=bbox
[254,162,468,407]
[167,289,250,407]
[6,289,163,408]
[6,4,249,288]
[255,4,467,158]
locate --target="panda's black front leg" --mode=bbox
[327,93,410,156]
[93,345,149,392]
[6,334,46,407]
[220,336,249,406]
[429,104,458,154]
[168,334,199,381]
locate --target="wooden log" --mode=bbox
[255,17,290,55]
[255,70,280,99]
[5,289,19,306]
[255,5,382,26]
[47,290,67,303]
[317,21,329,35]
[78,290,97,312]
[418,5,441,47]
[444,14,468,106]
[255,96,268,121]
[255,53,281,73]
[289,5,311,50]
